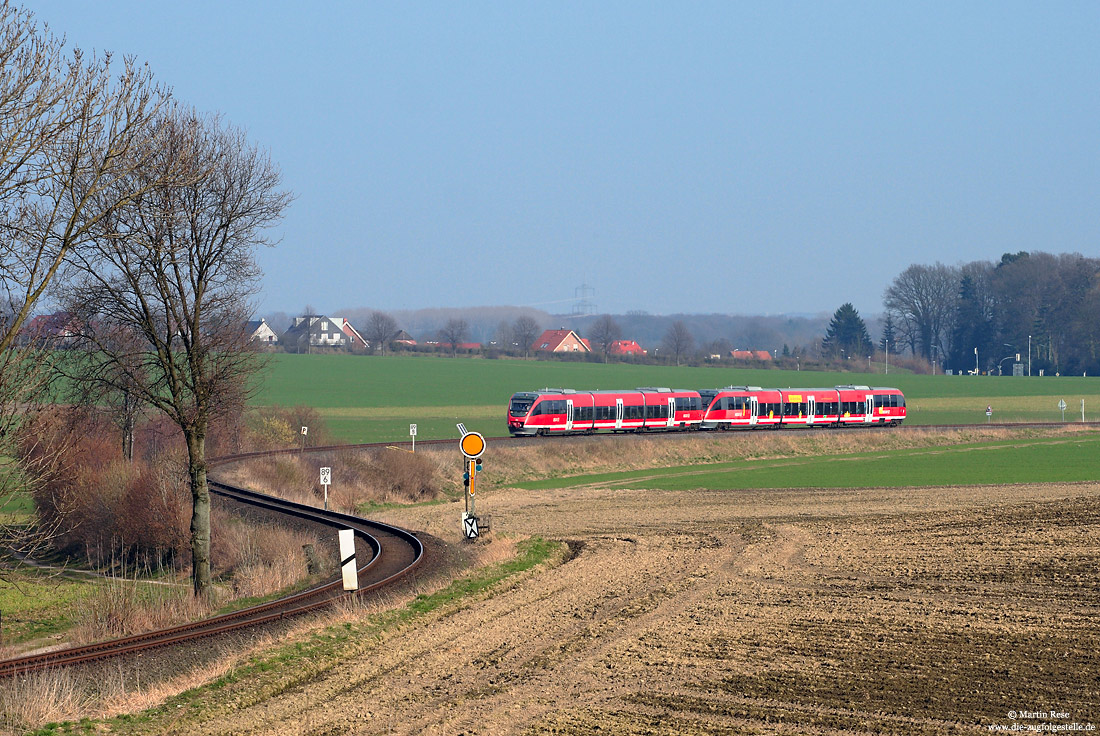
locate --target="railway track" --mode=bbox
[0,475,423,679]
[2,420,1090,678]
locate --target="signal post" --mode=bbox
[458,427,489,541]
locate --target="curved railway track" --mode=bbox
[2,420,1091,678]
[0,475,424,679]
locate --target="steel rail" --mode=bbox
[0,476,423,678]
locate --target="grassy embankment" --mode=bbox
[254,353,1100,443]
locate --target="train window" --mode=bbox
[898,395,905,408]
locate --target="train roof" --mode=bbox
[517,387,697,397]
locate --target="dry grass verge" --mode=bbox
[0,532,525,735]
[225,425,1093,506]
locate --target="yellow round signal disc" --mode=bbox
[460,431,486,458]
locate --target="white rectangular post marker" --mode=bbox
[320,466,332,510]
[338,529,357,591]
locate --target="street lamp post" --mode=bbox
[1000,344,1015,376]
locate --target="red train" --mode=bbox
[507,385,905,436]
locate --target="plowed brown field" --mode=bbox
[130,478,1099,735]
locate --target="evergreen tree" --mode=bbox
[949,274,995,373]
[821,303,874,360]
[879,314,897,353]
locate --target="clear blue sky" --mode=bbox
[28,2,1100,317]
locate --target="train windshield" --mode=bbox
[509,394,537,417]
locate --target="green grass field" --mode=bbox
[0,573,96,645]
[514,432,1100,492]
[252,354,1100,443]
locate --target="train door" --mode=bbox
[749,396,759,426]
[566,399,574,431]
[615,399,624,430]
[667,397,676,428]
[807,396,816,425]
[864,395,873,423]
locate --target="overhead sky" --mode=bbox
[27,2,1100,317]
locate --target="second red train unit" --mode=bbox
[507,385,906,436]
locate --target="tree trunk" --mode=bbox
[185,428,212,597]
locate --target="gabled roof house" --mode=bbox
[610,339,646,356]
[330,317,368,349]
[245,318,279,344]
[282,315,347,351]
[532,328,591,353]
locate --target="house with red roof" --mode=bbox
[730,350,772,361]
[609,339,646,356]
[532,328,591,354]
[330,317,368,349]
[21,312,81,347]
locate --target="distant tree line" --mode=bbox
[883,252,1100,375]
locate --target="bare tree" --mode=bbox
[364,311,399,356]
[512,315,540,359]
[587,315,622,362]
[661,321,695,366]
[883,263,958,361]
[0,8,168,352]
[0,6,167,577]
[438,318,469,357]
[63,109,291,597]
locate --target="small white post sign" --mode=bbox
[410,423,417,452]
[320,466,332,510]
[338,529,357,591]
[1059,399,1067,421]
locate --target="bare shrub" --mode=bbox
[243,405,333,451]
[25,410,191,569]
[69,576,212,645]
[224,447,445,513]
[211,515,319,598]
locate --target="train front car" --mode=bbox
[507,391,541,435]
[508,388,597,436]
[870,387,906,426]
